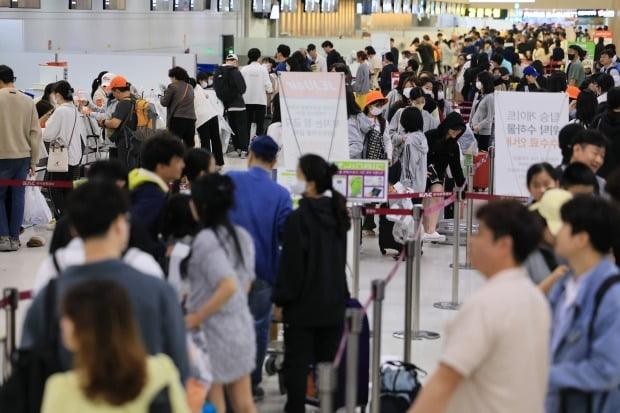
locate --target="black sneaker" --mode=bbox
[252,386,265,401]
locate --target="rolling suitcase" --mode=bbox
[473,151,490,191]
[306,298,370,412]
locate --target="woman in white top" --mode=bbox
[42,80,83,217]
[192,76,224,167]
[533,40,551,66]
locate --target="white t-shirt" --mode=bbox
[441,267,551,413]
[34,238,164,295]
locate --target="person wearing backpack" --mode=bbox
[99,76,137,169]
[546,195,620,413]
[599,50,620,87]
[160,66,196,148]
[214,54,249,158]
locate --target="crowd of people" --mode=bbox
[1,20,620,413]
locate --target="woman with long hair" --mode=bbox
[42,80,83,218]
[352,50,372,109]
[183,173,257,413]
[273,154,351,413]
[41,280,189,412]
[533,39,551,66]
[470,71,495,151]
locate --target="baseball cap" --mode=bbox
[523,66,540,78]
[101,72,116,88]
[365,91,388,108]
[226,53,239,61]
[249,135,279,161]
[529,188,573,236]
[106,75,129,91]
[566,86,581,100]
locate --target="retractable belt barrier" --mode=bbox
[2,288,33,380]
[0,179,73,189]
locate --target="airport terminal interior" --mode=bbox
[2,0,620,412]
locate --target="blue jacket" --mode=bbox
[228,167,292,285]
[546,257,620,413]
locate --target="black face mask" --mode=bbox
[568,53,575,60]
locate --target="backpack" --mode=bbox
[133,98,158,141]
[362,117,387,160]
[379,361,426,412]
[214,66,238,105]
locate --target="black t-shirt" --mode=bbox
[110,98,137,142]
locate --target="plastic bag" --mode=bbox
[22,185,53,226]
[386,182,417,244]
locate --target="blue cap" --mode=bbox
[523,66,540,77]
[249,135,279,161]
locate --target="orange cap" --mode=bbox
[106,75,129,91]
[566,86,581,100]
[365,90,388,108]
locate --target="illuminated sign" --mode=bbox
[576,9,615,18]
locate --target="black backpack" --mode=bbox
[0,279,61,413]
[214,66,238,105]
[362,117,387,160]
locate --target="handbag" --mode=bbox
[46,110,78,173]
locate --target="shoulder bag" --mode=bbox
[47,109,78,173]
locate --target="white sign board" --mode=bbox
[279,72,349,169]
[494,91,569,197]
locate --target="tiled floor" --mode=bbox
[0,154,487,412]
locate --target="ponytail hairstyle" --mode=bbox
[91,71,108,99]
[298,154,351,235]
[53,80,75,102]
[182,174,245,278]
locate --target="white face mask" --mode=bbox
[200,81,208,89]
[291,179,307,196]
[50,94,57,105]
[403,87,413,98]
[423,88,433,96]
[369,106,383,116]
[437,91,445,100]
[475,81,483,91]
[262,63,271,70]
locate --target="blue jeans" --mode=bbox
[0,158,30,238]
[248,277,273,389]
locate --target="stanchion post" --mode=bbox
[393,206,440,342]
[434,188,462,310]
[463,164,475,269]
[351,204,363,299]
[488,146,495,195]
[2,288,18,379]
[318,362,337,413]
[370,280,385,413]
[345,308,363,412]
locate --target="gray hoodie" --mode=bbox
[400,130,429,192]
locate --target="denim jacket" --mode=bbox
[546,257,620,413]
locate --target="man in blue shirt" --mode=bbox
[547,195,620,413]
[227,135,292,398]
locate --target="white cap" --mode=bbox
[101,72,116,87]
[226,53,239,61]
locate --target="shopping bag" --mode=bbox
[23,185,53,226]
